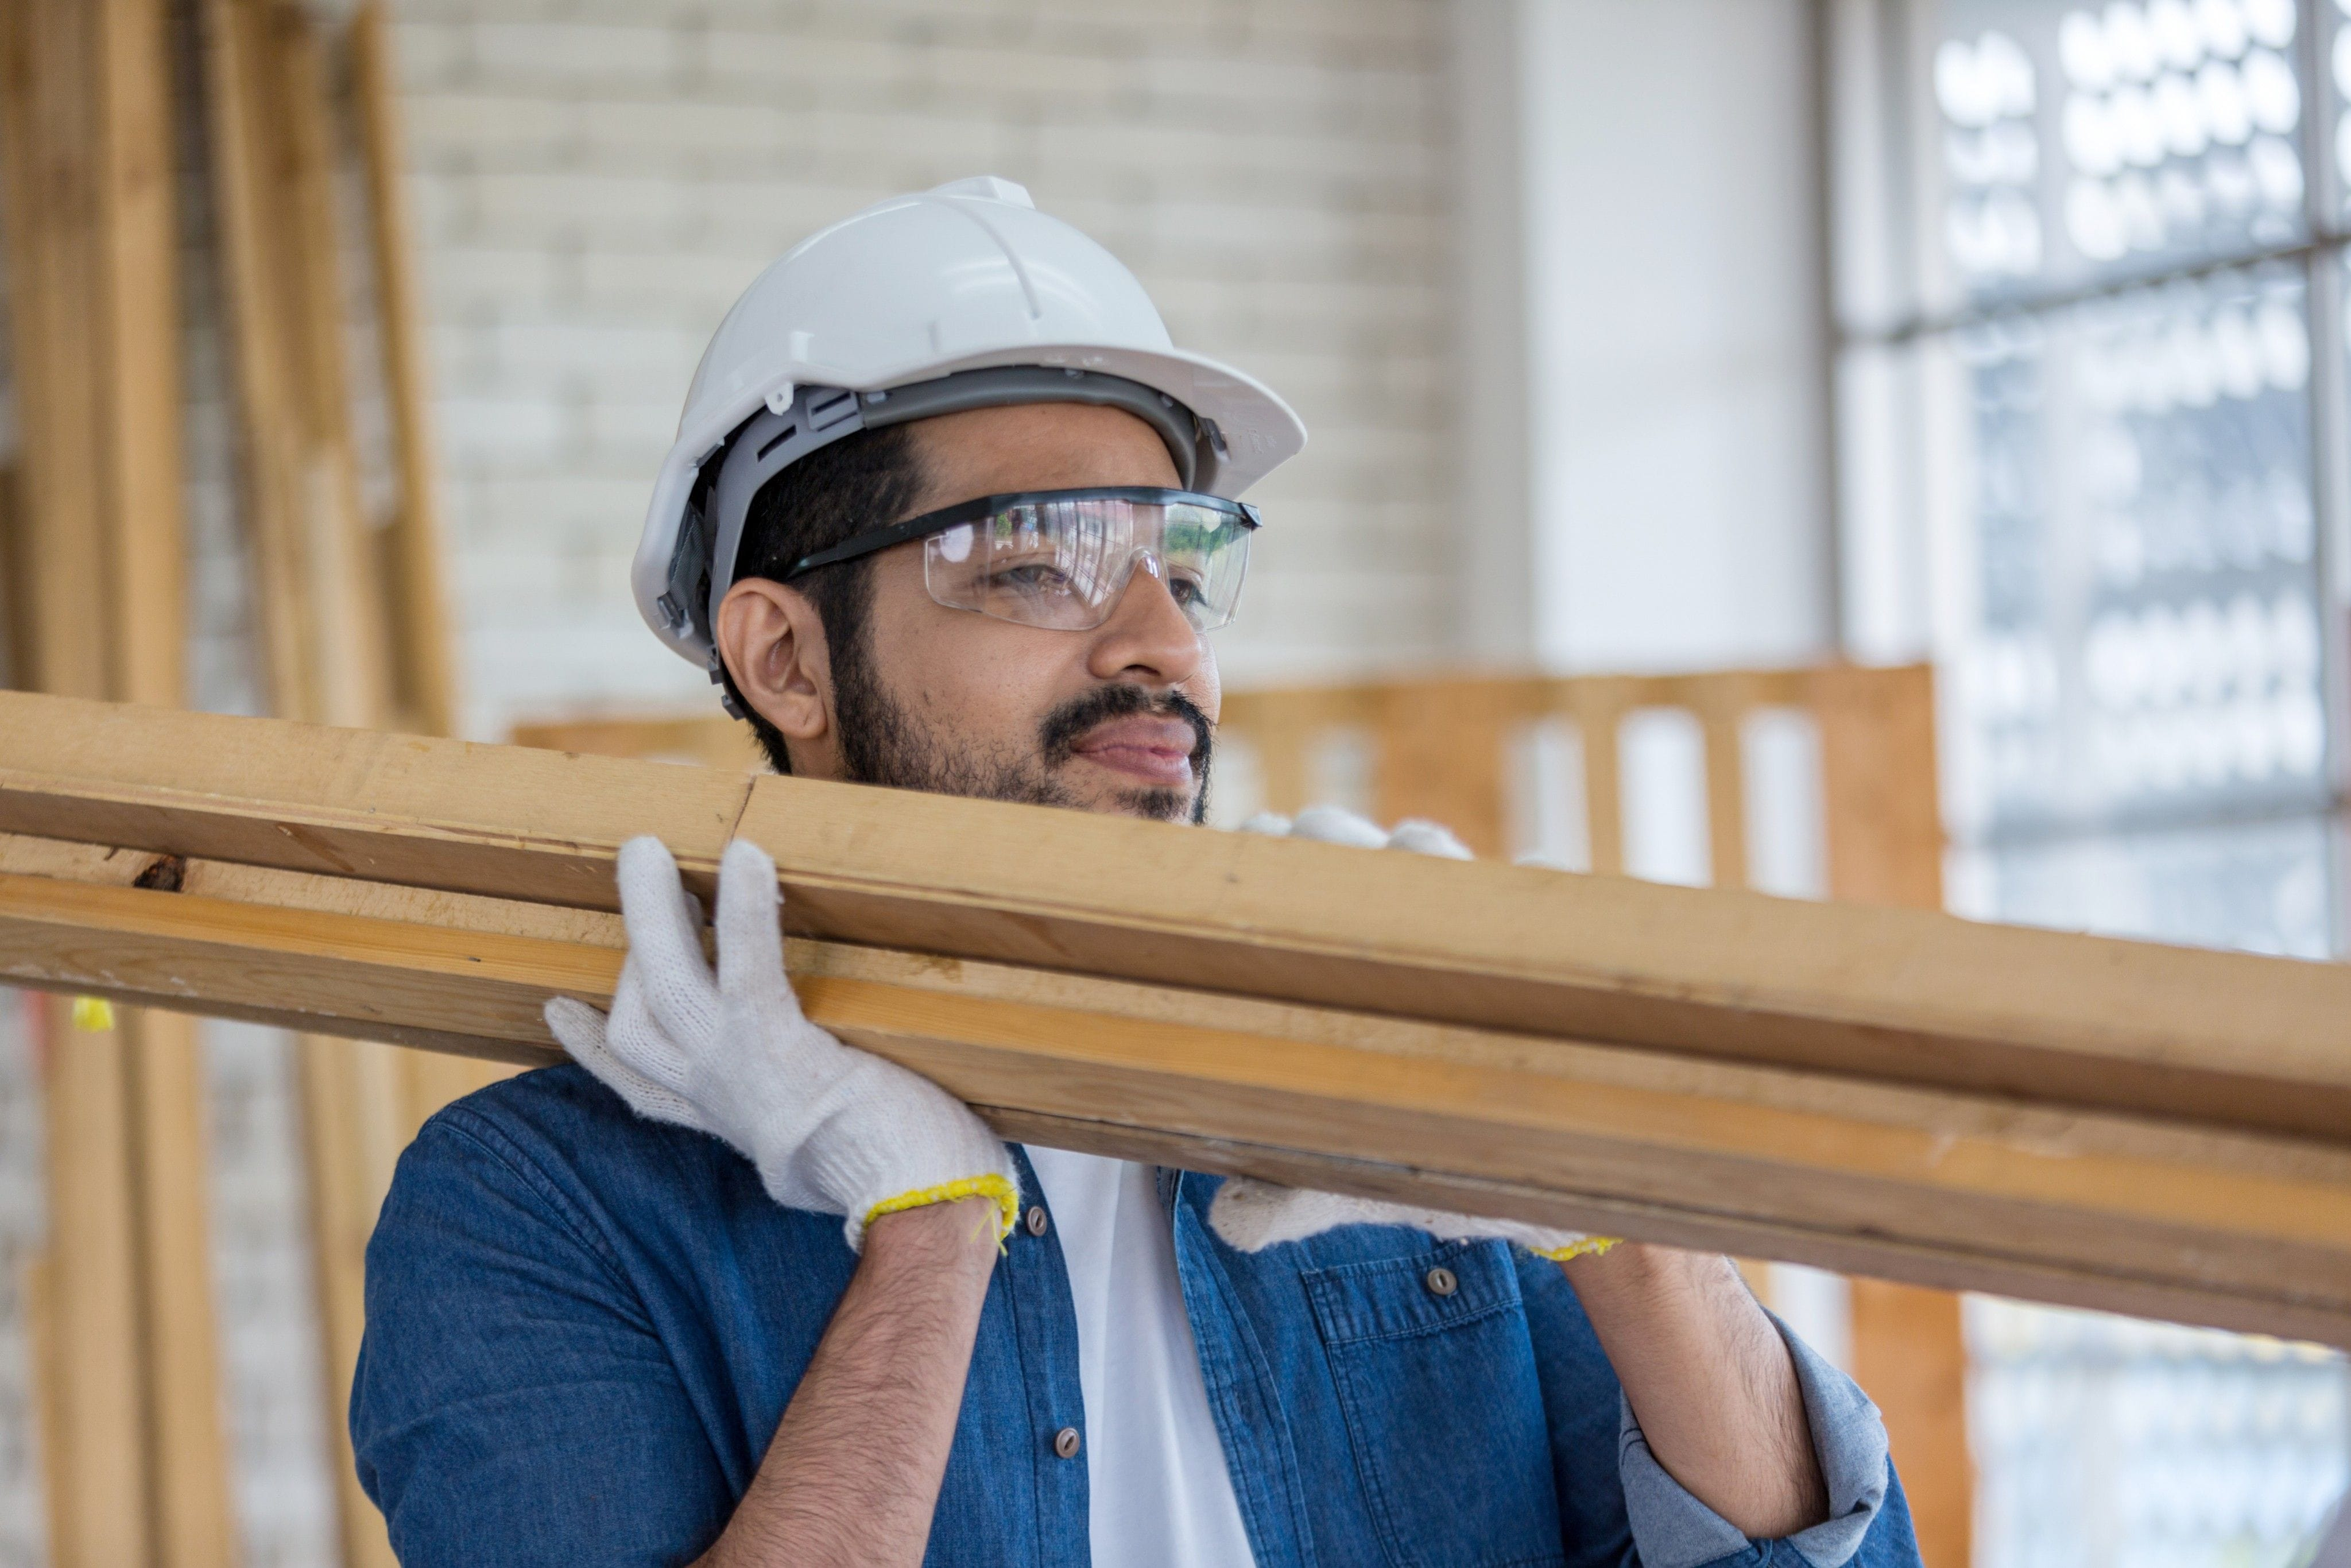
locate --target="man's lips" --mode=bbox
[1067,715,1199,787]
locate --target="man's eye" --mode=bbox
[1168,573,1207,606]
[990,563,1073,593]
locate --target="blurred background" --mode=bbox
[1,1,2348,1564]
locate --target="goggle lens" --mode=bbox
[924,495,1251,632]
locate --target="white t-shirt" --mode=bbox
[1022,1146,1259,1567]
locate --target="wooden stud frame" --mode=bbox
[0,2,236,1563]
[200,6,478,1561]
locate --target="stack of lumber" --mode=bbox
[3,688,2347,1348]
[0,5,470,1561]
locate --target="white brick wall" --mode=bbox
[388,0,1460,739]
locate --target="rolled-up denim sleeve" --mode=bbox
[350,1106,734,1567]
[1616,1312,1907,1568]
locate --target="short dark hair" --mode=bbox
[714,424,927,773]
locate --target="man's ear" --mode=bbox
[716,577,839,774]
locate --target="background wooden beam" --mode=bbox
[1818,659,1973,1568]
[350,0,456,744]
[0,1,234,1562]
[201,9,479,1559]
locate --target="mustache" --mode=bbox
[1039,684,1213,772]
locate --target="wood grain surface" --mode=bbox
[2,826,2348,1345]
[7,688,2351,1144]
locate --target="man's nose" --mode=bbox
[1087,552,1202,686]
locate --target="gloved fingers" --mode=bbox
[715,838,801,1020]
[1385,819,1474,860]
[543,993,609,1056]
[615,835,719,1022]
[1234,811,1294,836]
[596,963,701,1095]
[549,995,714,1134]
[1287,803,1389,849]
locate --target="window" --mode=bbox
[1838,2,2351,1561]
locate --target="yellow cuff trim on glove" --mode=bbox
[1531,1236,1622,1264]
[863,1174,1022,1245]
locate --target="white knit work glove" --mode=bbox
[1212,805,1617,1264]
[546,836,1021,1252]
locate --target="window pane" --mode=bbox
[1970,1295,2349,1568]
[1935,264,2325,836]
[1935,1,2308,299]
[1951,811,2336,953]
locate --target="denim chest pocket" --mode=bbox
[1303,1241,1565,1568]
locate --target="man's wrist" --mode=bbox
[862,1195,1003,1281]
[1561,1240,1701,1305]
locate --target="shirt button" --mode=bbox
[1025,1206,1049,1237]
[1053,1425,1082,1460]
[1424,1266,1458,1297]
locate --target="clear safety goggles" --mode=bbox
[786,487,1259,632]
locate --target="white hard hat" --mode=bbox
[632,175,1308,671]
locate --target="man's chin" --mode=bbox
[1057,756,1202,823]
[1103,785,1198,823]
[1058,775,1198,823]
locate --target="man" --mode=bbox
[353,178,1919,1568]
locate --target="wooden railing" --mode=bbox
[1216,663,1942,904]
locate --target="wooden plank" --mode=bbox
[1850,1281,1972,1567]
[276,3,390,735]
[131,1007,237,1568]
[512,714,767,774]
[232,17,405,1560]
[1370,680,1518,857]
[350,1,456,741]
[200,0,315,722]
[94,0,236,1555]
[0,465,26,688]
[36,994,153,1568]
[1818,661,1970,1568]
[19,1249,61,1565]
[1,0,110,702]
[1815,662,1944,910]
[1562,681,1629,875]
[1,0,235,1559]
[206,11,485,1561]
[295,1027,403,1568]
[7,690,2351,1148]
[1,833,2348,1344]
[92,0,187,715]
[1693,686,1755,890]
[1216,686,1378,817]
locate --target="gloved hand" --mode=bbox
[1213,805,1618,1264]
[546,836,1021,1252]
[1235,803,1477,860]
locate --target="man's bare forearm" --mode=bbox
[1564,1244,1828,1539]
[696,1196,1002,1568]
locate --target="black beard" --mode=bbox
[833,635,1212,824]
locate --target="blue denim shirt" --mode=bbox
[353,1066,1921,1567]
